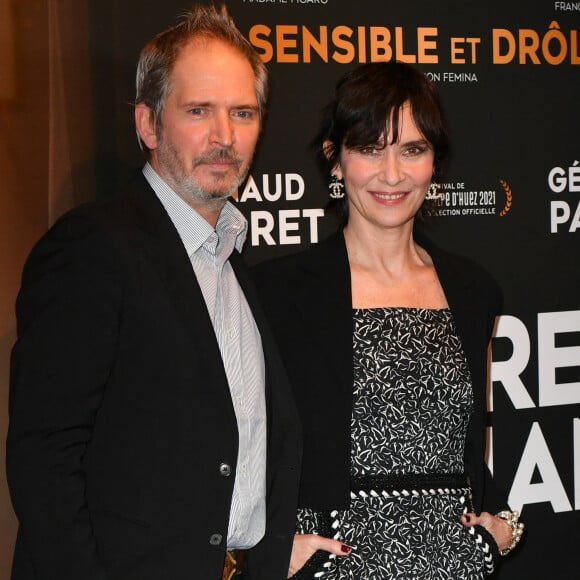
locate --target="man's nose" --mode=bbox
[209,111,234,147]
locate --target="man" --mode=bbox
[7,5,301,580]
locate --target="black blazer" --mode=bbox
[7,174,301,580]
[253,230,505,515]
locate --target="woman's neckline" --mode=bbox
[352,306,451,312]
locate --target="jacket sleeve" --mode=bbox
[475,272,509,515]
[7,212,119,579]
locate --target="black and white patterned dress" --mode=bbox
[293,308,495,580]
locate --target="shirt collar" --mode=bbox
[142,163,248,257]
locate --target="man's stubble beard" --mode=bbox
[156,137,251,211]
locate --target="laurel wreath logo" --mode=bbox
[499,179,512,216]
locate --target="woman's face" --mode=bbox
[335,103,435,234]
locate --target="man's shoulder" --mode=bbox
[25,174,160,266]
[51,172,158,234]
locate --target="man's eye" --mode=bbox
[188,107,204,116]
[233,110,255,120]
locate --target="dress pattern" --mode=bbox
[293,308,495,579]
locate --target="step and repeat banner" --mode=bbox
[90,0,579,576]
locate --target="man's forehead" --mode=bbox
[175,36,247,67]
[168,38,257,102]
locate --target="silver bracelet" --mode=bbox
[495,510,524,556]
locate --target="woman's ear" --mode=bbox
[323,140,343,180]
[322,139,334,161]
[135,103,159,151]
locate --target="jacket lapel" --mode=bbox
[123,175,224,365]
[416,232,480,356]
[293,231,354,401]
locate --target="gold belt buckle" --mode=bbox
[223,549,245,580]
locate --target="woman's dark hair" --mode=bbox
[314,61,449,216]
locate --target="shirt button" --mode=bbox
[209,533,223,546]
[219,463,232,477]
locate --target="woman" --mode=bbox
[253,62,523,579]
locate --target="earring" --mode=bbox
[329,175,345,199]
[425,182,441,200]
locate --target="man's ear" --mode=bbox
[135,103,158,150]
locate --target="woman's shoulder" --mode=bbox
[252,230,347,282]
[417,231,495,276]
[416,232,503,309]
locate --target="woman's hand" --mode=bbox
[460,511,512,552]
[288,534,351,578]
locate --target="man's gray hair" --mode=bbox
[135,3,268,153]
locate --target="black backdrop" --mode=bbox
[88,1,579,576]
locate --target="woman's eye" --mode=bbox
[359,145,381,155]
[403,142,431,157]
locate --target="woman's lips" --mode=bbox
[371,190,408,202]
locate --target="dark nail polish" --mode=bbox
[464,515,471,524]
[341,544,351,554]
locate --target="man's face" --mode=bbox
[139,38,261,221]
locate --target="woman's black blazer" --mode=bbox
[253,229,506,515]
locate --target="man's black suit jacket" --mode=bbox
[7,174,301,580]
[253,229,506,515]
